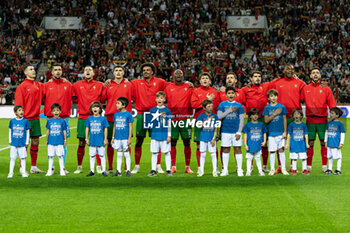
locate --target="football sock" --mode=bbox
[247,157,253,173]
[90,156,95,172]
[292,160,297,170]
[279,151,286,170]
[157,151,162,165]
[328,158,333,171]
[100,155,106,172]
[20,158,26,174]
[262,147,268,166]
[48,156,54,172]
[307,147,314,166]
[117,152,123,173]
[107,146,114,170]
[125,148,131,170]
[277,151,281,167]
[222,152,229,171]
[196,143,201,167]
[337,158,342,171]
[58,155,64,171]
[184,145,191,166]
[135,146,142,165]
[302,160,307,171]
[30,144,39,166]
[200,152,206,171]
[96,154,101,166]
[236,154,243,172]
[165,152,171,171]
[220,148,223,167]
[210,152,217,171]
[270,152,276,170]
[171,146,177,167]
[77,146,85,166]
[321,146,327,166]
[151,153,158,171]
[9,158,15,174]
[63,145,67,165]
[255,156,263,173]
[124,151,131,171]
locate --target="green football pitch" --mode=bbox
[0,118,349,233]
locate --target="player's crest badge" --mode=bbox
[320,90,323,93]
[185,87,187,91]
[260,86,262,90]
[237,93,239,96]
[93,86,96,90]
[36,87,39,90]
[124,84,126,88]
[295,84,297,88]
[153,82,156,86]
[64,86,67,90]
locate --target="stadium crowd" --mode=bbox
[0,0,350,103]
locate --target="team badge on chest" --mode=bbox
[153,82,156,86]
[295,84,297,88]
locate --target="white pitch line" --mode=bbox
[0,127,77,152]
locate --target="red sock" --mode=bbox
[321,146,327,166]
[277,151,281,167]
[96,154,101,166]
[77,146,85,166]
[135,146,142,165]
[171,146,177,167]
[307,147,314,166]
[184,145,191,166]
[107,146,114,170]
[262,147,268,166]
[196,142,200,167]
[30,144,39,166]
[157,151,162,165]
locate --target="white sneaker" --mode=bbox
[64,169,69,174]
[74,167,83,174]
[212,170,218,177]
[282,169,289,175]
[7,172,14,178]
[220,170,229,176]
[46,171,53,176]
[156,165,164,174]
[197,169,204,177]
[30,167,45,174]
[22,171,29,178]
[269,170,275,176]
[96,166,102,174]
[246,171,251,176]
[237,170,244,177]
[259,171,265,176]
[131,166,140,174]
[60,170,66,176]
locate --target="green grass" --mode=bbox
[0,118,349,233]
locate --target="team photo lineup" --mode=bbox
[9,62,345,178]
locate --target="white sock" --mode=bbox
[270,152,275,170]
[292,160,297,170]
[337,158,342,171]
[328,158,333,171]
[222,152,229,171]
[100,155,106,172]
[255,156,262,173]
[200,152,206,171]
[124,151,131,171]
[58,156,64,172]
[247,157,253,173]
[9,158,15,174]
[165,152,171,171]
[210,152,217,172]
[279,151,286,170]
[302,160,307,170]
[152,153,158,171]
[90,156,95,172]
[236,154,243,172]
[20,158,26,174]
[117,152,123,172]
[307,165,312,169]
[48,156,54,172]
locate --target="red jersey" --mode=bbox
[43,78,72,119]
[241,83,270,116]
[131,76,167,114]
[15,79,43,120]
[191,86,219,119]
[219,88,245,105]
[164,82,192,121]
[101,79,134,122]
[301,82,336,124]
[269,77,306,118]
[72,79,104,119]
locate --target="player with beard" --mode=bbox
[164,69,193,174]
[301,67,336,173]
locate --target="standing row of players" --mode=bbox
[9,62,342,177]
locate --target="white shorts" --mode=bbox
[200,141,217,153]
[268,136,285,152]
[112,140,129,152]
[289,152,307,160]
[10,146,27,159]
[151,140,170,153]
[327,147,342,159]
[221,133,243,147]
[48,145,64,157]
[246,150,261,159]
[89,146,105,157]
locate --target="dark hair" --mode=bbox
[141,62,156,74]
[23,64,34,73]
[251,70,262,77]
[284,64,294,70]
[330,107,343,118]
[89,101,103,114]
[310,67,321,72]
[113,65,125,72]
[117,97,129,108]
[156,91,166,98]
[226,86,236,94]
[226,72,236,78]
[199,72,212,80]
[202,99,213,109]
[267,89,278,98]
[51,103,61,111]
[292,108,303,118]
[52,63,62,70]
[14,105,23,113]
[84,65,94,70]
[248,108,260,118]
